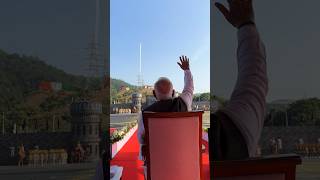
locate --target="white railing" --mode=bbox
[111,125,138,158]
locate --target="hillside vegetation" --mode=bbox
[0,49,132,111]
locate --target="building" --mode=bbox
[146,95,157,106]
[143,85,153,90]
[132,93,142,113]
[119,86,130,92]
[38,81,62,92]
[70,101,102,162]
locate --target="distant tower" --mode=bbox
[137,43,144,87]
[70,101,102,162]
[86,0,102,78]
[101,0,108,77]
[132,93,142,112]
[146,95,156,106]
[86,35,100,78]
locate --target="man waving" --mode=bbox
[211,0,268,160]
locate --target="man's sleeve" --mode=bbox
[137,113,145,145]
[210,111,249,160]
[137,113,146,161]
[179,70,194,111]
[220,25,268,157]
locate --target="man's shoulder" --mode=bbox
[143,102,158,112]
[145,97,184,106]
[142,97,187,112]
[173,96,187,104]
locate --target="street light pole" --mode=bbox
[285,109,288,127]
[2,112,4,135]
[52,114,55,132]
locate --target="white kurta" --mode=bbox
[221,25,268,157]
[137,70,194,159]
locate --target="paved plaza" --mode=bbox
[0,163,97,180]
[297,159,320,180]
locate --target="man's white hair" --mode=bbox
[154,77,173,100]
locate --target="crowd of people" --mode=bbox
[265,137,320,158]
[269,137,283,154]
[28,148,68,167]
[112,108,132,114]
[295,138,320,158]
[15,142,93,166]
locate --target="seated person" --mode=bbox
[137,55,194,172]
[211,0,268,160]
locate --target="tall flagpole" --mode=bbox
[103,0,108,77]
[95,0,100,44]
[139,43,142,74]
[137,43,144,87]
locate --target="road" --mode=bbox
[0,163,97,180]
[110,111,211,129]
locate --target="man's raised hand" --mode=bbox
[178,55,190,71]
[215,0,255,28]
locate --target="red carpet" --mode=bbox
[111,130,210,180]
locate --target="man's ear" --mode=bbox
[153,90,157,99]
[172,89,175,97]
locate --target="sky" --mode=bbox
[0,0,99,76]
[212,0,320,102]
[1,0,320,100]
[110,0,210,93]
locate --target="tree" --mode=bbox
[200,93,210,101]
[7,104,28,133]
[287,98,320,126]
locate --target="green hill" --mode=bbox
[0,49,211,111]
[0,49,125,112]
[111,78,134,90]
[110,79,137,101]
[0,49,141,132]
